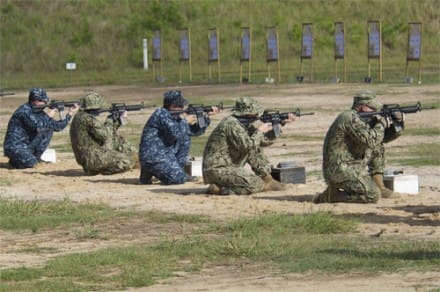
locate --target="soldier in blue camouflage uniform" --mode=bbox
[3,88,79,169]
[70,92,136,175]
[203,97,296,195]
[139,90,217,185]
[314,90,398,204]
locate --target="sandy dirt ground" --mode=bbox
[0,83,439,291]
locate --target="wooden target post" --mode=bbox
[178,28,192,82]
[405,22,423,83]
[298,23,314,82]
[366,21,382,83]
[240,27,252,83]
[208,28,221,82]
[265,26,281,83]
[334,22,346,82]
[151,30,163,82]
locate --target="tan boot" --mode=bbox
[262,175,286,191]
[207,184,230,195]
[372,173,397,198]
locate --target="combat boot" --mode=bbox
[262,175,286,191]
[372,173,397,198]
[207,184,230,195]
[313,185,347,203]
[139,167,153,185]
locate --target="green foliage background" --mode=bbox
[1,0,439,87]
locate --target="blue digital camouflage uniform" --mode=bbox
[3,103,71,168]
[139,107,210,184]
[70,111,136,175]
[322,109,385,203]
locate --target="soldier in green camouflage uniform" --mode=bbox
[203,97,295,195]
[314,90,396,203]
[70,92,136,175]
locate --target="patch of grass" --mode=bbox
[279,134,324,141]
[388,142,440,166]
[0,197,123,231]
[0,177,12,187]
[16,246,59,254]
[0,197,209,233]
[1,212,439,290]
[306,169,324,180]
[189,135,208,157]
[403,127,440,136]
[276,150,318,157]
[73,223,102,240]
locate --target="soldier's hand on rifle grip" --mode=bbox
[119,110,128,125]
[45,108,57,119]
[208,106,220,116]
[392,111,404,123]
[373,114,391,129]
[258,122,272,134]
[285,112,296,123]
[184,113,198,125]
[69,103,80,116]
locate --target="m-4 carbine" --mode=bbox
[238,108,315,137]
[358,102,433,119]
[359,102,436,142]
[92,102,153,124]
[170,102,226,128]
[32,100,79,120]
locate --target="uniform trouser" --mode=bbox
[328,168,381,203]
[83,149,135,175]
[141,135,191,185]
[6,128,53,169]
[325,145,385,203]
[203,167,265,195]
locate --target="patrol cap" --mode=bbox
[28,88,49,103]
[232,96,265,117]
[353,90,382,110]
[163,90,188,108]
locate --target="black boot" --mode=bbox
[140,167,153,184]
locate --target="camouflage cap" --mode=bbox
[232,97,265,117]
[80,92,108,110]
[163,90,188,108]
[28,88,49,103]
[353,90,382,110]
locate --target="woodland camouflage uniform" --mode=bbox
[203,97,280,195]
[318,90,386,203]
[70,92,136,175]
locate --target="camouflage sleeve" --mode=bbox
[226,118,265,153]
[345,111,385,148]
[247,124,276,146]
[85,114,114,145]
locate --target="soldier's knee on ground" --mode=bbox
[313,185,346,203]
[207,184,230,195]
